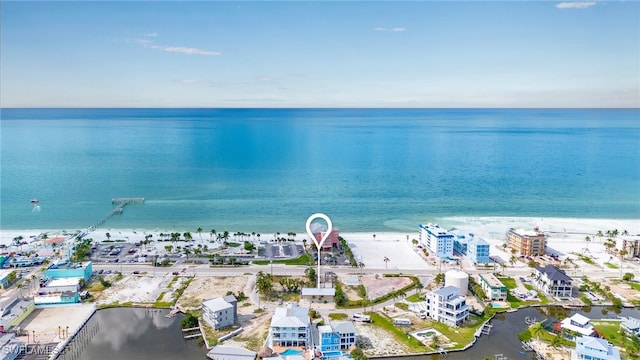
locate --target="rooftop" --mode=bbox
[271,303,309,328]
[46,278,81,287]
[46,261,90,271]
[207,345,256,359]
[509,228,546,238]
[301,288,335,296]
[535,265,572,282]
[433,285,461,298]
[479,273,506,289]
[203,296,235,312]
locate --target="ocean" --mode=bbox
[1,108,638,233]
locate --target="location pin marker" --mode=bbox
[306,213,332,289]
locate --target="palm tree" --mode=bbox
[619,249,628,278]
[584,236,591,250]
[209,229,216,241]
[372,234,376,241]
[383,257,390,269]
[596,230,603,243]
[358,262,365,274]
[196,227,203,242]
[105,232,111,241]
[183,248,191,261]
[530,321,545,340]
[17,283,23,297]
[500,263,507,276]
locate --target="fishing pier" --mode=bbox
[88,198,144,230]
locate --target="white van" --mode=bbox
[352,313,371,322]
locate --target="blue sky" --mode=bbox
[1,1,638,108]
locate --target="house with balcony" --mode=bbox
[533,265,573,299]
[478,273,507,301]
[571,336,620,360]
[269,303,312,348]
[561,314,596,338]
[620,317,640,337]
[419,224,454,259]
[317,321,356,356]
[424,286,469,327]
[453,233,490,264]
[202,295,237,330]
[506,228,547,256]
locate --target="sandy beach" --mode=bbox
[1,217,638,271]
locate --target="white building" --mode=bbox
[269,303,312,348]
[202,295,237,330]
[419,224,454,259]
[560,314,596,338]
[620,317,640,337]
[571,336,620,360]
[424,286,469,327]
[533,265,573,299]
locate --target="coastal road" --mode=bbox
[90,262,625,280]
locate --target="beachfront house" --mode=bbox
[560,314,596,338]
[317,321,356,356]
[506,228,547,256]
[572,336,620,360]
[313,230,341,252]
[202,295,237,330]
[533,265,573,299]
[424,286,469,327]
[478,273,507,301]
[269,303,311,348]
[419,224,454,259]
[620,317,640,337]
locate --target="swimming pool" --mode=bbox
[323,351,347,358]
[491,302,509,308]
[280,349,303,356]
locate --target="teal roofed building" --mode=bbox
[44,261,92,282]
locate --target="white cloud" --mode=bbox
[142,32,158,37]
[131,38,221,56]
[258,76,273,81]
[177,79,202,85]
[374,27,406,32]
[556,2,596,9]
[158,46,221,56]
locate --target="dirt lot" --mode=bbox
[177,275,251,309]
[96,274,170,304]
[354,319,411,356]
[17,305,96,344]
[360,275,413,300]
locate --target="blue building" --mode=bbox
[419,224,454,259]
[317,321,356,358]
[453,234,490,264]
[44,261,92,282]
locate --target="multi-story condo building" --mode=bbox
[453,233,490,264]
[419,224,454,259]
[572,336,620,360]
[533,265,573,299]
[477,273,507,301]
[269,303,312,348]
[506,228,547,256]
[317,321,356,356]
[202,295,237,330]
[615,236,640,259]
[424,286,469,327]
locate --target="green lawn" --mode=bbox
[252,254,311,265]
[405,293,423,303]
[499,277,517,289]
[366,312,426,351]
[625,281,640,291]
[427,315,482,349]
[328,313,349,320]
[604,262,619,269]
[590,320,640,359]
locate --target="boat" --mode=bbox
[30,198,39,205]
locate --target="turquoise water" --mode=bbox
[1,108,639,232]
[280,349,303,356]
[322,351,347,358]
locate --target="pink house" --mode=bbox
[314,230,340,251]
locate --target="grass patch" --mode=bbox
[499,277,517,289]
[226,242,241,247]
[367,312,426,351]
[253,254,311,266]
[405,293,423,303]
[625,281,640,291]
[395,303,409,311]
[604,262,619,269]
[592,321,640,360]
[328,313,349,320]
[427,315,482,349]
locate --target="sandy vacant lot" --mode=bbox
[98,274,170,304]
[177,275,250,309]
[18,304,96,344]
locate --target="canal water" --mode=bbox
[74,306,640,360]
[77,308,206,360]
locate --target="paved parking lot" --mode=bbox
[90,242,139,263]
